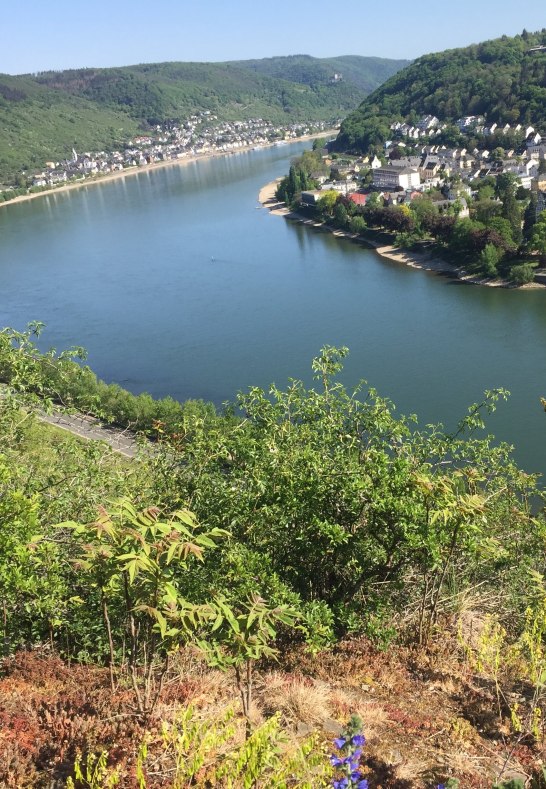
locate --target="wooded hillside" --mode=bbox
[336,29,546,152]
[0,54,408,181]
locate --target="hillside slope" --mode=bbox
[336,29,546,152]
[0,54,407,182]
[227,54,410,94]
[0,73,141,180]
[1,327,546,786]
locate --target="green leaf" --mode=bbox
[155,609,167,638]
[195,534,216,548]
[166,542,179,564]
[164,582,179,602]
[211,612,224,633]
[126,559,138,583]
[216,598,240,633]
[175,509,198,527]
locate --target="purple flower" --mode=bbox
[331,719,367,788]
[344,749,362,768]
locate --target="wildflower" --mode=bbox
[330,717,368,789]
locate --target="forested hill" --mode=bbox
[0,54,407,182]
[336,28,546,152]
[226,54,410,94]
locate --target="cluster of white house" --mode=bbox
[29,114,336,189]
[301,115,546,214]
[391,114,539,141]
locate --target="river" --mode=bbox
[0,142,545,479]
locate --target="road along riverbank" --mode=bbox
[39,408,140,458]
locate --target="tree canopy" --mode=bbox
[336,29,546,153]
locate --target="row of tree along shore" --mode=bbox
[275,142,546,286]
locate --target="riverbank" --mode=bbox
[259,187,546,290]
[258,178,295,216]
[1,130,337,210]
[369,238,545,289]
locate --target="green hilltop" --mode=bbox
[226,54,409,94]
[336,28,546,152]
[0,54,408,182]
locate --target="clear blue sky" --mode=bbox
[4,0,546,74]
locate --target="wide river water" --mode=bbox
[1,141,545,480]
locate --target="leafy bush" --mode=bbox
[1,327,545,660]
[509,262,535,285]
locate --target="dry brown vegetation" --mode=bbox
[1,632,545,788]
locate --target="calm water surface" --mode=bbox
[1,142,545,479]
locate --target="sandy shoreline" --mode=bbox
[360,239,544,289]
[1,130,337,210]
[257,178,282,205]
[258,178,296,216]
[258,187,545,290]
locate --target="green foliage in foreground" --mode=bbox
[66,715,546,788]
[155,347,544,643]
[61,501,230,717]
[67,706,331,788]
[1,325,545,669]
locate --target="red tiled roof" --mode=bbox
[348,193,368,205]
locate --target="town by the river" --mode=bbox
[0,140,545,479]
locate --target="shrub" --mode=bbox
[509,262,535,286]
